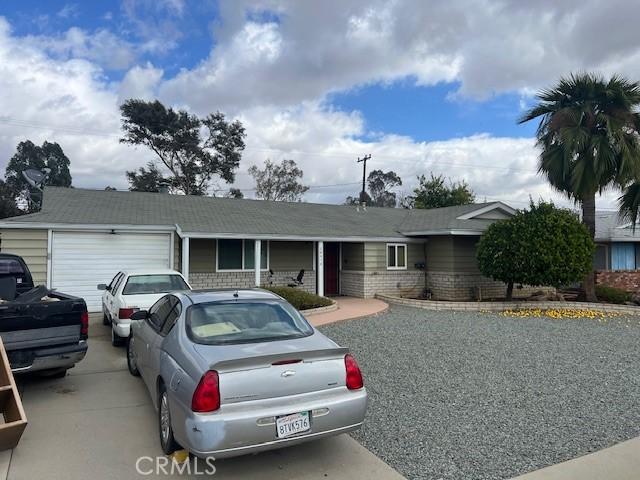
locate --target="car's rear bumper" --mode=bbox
[10,341,88,373]
[113,319,131,338]
[172,387,367,459]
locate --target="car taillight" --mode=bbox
[80,310,89,337]
[118,307,138,319]
[192,371,220,412]
[344,354,363,390]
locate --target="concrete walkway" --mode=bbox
[0,315,404,480]
[513,436,640,480]
[306,296,389,327]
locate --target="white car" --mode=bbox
[98,270,191,346]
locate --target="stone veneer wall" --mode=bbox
[340,270,425,298]
[596,270,640,292]
[189,270,316,294]
[426,271,551,301]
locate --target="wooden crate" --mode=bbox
[0,337,27,450]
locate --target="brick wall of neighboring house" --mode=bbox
[340,270,425,298]
[426,271,552,301]
[188,270,316,294]
[596,270,640,292]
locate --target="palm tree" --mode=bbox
[519,73,640,301]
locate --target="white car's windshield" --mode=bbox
[186,301,314,345]
[122,275,189,295]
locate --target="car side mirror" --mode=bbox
[130,310,148,321]
[97,284,108,291]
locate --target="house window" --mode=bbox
[217,239,268,271]
[611,243,636,270]
[386,243,407,270]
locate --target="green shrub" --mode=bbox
[264,286,333,310]
[595,285,631,304]
[477,201,594,300]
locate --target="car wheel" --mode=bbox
[111,325,125,347]
[103,312,110,326]
[158,385,180,455]
[126,336,140,377]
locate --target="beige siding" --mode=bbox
[424,236,481,273]
[270,241,313,270]
[425,237,455,272]
[190,239,216,273]
[452,236,481,273]
[0,229,48,285]
[475,210,511,220]
[342,242,364,270]
[364,242,425,271]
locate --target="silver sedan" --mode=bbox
[127,289,367,459]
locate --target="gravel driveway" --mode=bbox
[320,306,640,480]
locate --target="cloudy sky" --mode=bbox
[1,0,639,209]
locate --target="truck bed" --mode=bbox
[0,290,88,371]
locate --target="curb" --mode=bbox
[302,299,338,316]
[376,294,640,315]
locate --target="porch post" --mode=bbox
[181,236,190,282]
[254,239,261,287]
[317,241,324,297]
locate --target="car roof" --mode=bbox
[180,288,283,304]
[120,269,184,276]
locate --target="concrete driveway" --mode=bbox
[1,316,404,480]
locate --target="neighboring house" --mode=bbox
[594,211,640,292]
[0,187,524,312]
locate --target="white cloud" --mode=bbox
[1,0,638,211]
[23,27,136,70]
[163,0,640,111]
[118,63,163,103]
[57,4,79,19]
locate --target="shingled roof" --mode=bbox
[0,187,514,239]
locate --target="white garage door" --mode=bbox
[51,232,172,312]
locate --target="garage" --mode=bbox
[51,231,173,311]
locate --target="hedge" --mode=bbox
[264,286,333,310]
[595,285,632,305]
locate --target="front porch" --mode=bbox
[176,237,426,299]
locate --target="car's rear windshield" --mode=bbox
[186,301,314,345]
[122,275,189,295]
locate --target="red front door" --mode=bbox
[324,243,339,295]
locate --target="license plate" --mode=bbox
[276,411,311,438]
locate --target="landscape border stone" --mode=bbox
[375,293,640,315]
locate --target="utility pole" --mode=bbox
[357,154,371,204]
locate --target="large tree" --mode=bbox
[408,173,475,209]
[519,73,640,301]
[248,159,309,202]
[345,170,402,207]
[477,202,593,300]
[126,162,167,193]
[120,99,246,195]
[0,180,21,219]
[5,140,72,210]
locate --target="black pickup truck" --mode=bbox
[0,253,88,376]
